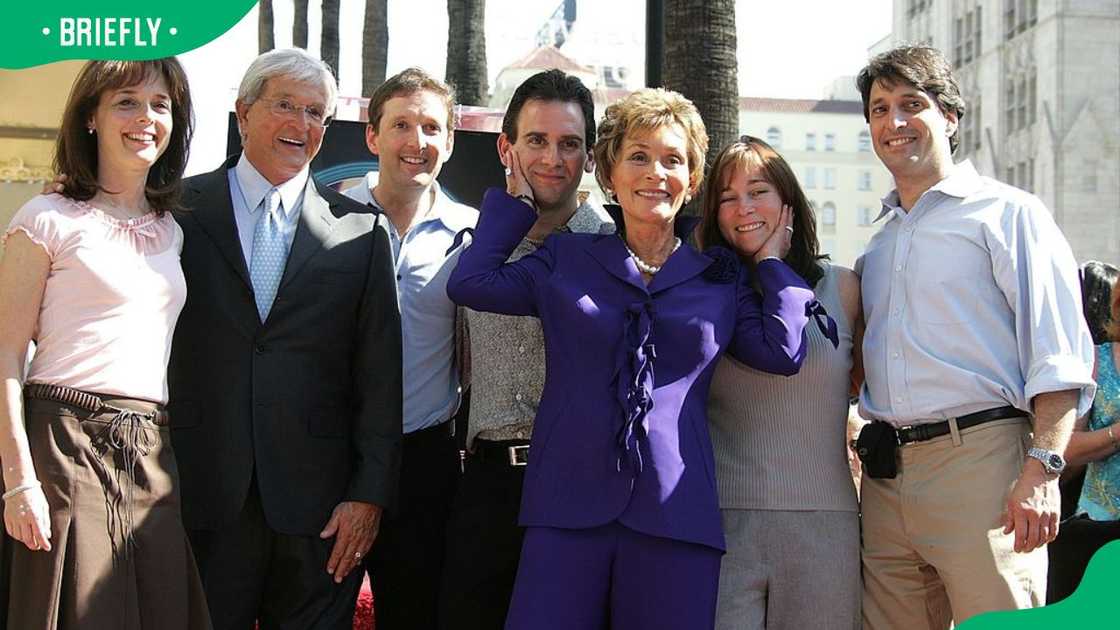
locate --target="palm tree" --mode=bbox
[362,0,389,95]
[445,0,488,106]
[258,0,275,54]
[663,0,739,210]
[293,0,309,49]
[321,0,341,77]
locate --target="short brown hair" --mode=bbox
[592,88,708,198]
[699,136,826,287]
[366,67,456,133]
[54,58,194,215]
[856,45,966,153]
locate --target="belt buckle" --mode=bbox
[507,444,529,467]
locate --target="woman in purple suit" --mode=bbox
[447,88,815,630]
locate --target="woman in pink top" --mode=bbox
[0,59,210,629]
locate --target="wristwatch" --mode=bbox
[1026,447,1066,476]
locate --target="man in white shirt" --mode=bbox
[854,45,1095,629]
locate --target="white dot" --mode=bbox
[42,27,50,35]
[169,27,178,35]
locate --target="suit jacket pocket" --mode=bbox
[308,406,349,438]
[168,400,201,428]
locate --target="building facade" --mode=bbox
[885,0,1120,264]
[739,98,895,268]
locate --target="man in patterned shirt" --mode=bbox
[437,69,614,630]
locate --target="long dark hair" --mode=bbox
[54,58,194,215]
[699,135,826,287]
[1081,260,1120,344]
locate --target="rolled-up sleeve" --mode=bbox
[987,194,1096,416]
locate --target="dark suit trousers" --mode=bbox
[438,441,528,630]
[366,421,460,630]
[187,481,362,630]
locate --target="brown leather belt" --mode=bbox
[24,383,170,426]
[896,405,1024,445]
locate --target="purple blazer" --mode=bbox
[447,190,813,551]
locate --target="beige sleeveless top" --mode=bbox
[707,263,858,512]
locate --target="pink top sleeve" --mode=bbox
[4,194,186,404]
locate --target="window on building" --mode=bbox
[1005,80,1017,133]
[1028,157,1035,192]
[1006,166,1016,187]
[1004,0,1016,39]
[824,133,835,152]
[858,171,872,191]
[821,203,837,234]
[1017,161,1028,192]
[964,11,974,62]
[1016,77,1028,130]
[1028,71,1037,125]
[806,132,817,151]
[973,95,982,152]
[824,168,836,190]
[954,17,964,65]
[1084,160,1098,193]
[858,206,874,226]
[976,6,983,57]
[805,167,817,189]
[858,130,871,152]
[766,126,782,148]
[1029,0,1038,25]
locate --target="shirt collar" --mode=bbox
[365,179,476,234]
[874,160,983,223]
[235,153,309,218]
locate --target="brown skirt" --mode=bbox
[2,397,211,630]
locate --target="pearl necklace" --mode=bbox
[624,237,681,275]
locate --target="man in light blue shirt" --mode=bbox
[343,67,477,630]
[855,46,1094,629]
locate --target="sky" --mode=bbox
[178,0,893,174]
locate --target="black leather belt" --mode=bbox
[24,383,169,426]
[471,438,530,467]
[896,405,1025,445]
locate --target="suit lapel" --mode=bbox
[586,234,647,293]
[188,156,252,290]
[648,243,711,294]
[278,176,338,292]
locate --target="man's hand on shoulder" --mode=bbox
[320,500,383,583]
[1001,459,1060,553]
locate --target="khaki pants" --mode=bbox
[861,418,1046,630]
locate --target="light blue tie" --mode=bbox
[250,189,289,321]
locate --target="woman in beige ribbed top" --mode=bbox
[698,136,863,630]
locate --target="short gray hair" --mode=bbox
[237,48,338,112]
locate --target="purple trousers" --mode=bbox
[504,521,722,630]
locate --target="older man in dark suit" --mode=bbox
[167,48,402,629]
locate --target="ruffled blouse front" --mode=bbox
[3,194,186,403]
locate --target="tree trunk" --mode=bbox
[293,0,309,49]
[362,0,389,95]
[321,0,341,76]
[662,0,738,213]
[258,0,275,54]
[445,0,489,106]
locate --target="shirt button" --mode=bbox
[892,352,900,359]
[892,308,901,316]
[895,396,904,403]
[254,344,266,354]
[895,265,903,272]
[515,393,523,401]
[518,345,525,353]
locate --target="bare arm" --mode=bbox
[0,230,52,551]
[1065,414,1119,467]
[1002,388,1079,553]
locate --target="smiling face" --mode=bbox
[500,99,592,212]
[367,89,454,195]
[90,72,173,175]
[716,164,784,259]
[867,78,957,184]
[609,123,691,229]
[236,76,329,185]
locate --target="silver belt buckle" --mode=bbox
[507,444,529,467]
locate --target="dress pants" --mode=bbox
[861,418,1047,630]
[438,441,527,630]
[365,421,460,630]
[187,480,362,630]
[505,521,722,630]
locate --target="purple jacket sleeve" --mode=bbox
[446,188,552,317]
[727,258,814,376]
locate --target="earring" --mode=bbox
[87,127,94,135]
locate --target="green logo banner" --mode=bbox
[959,540,1120,628]
[0,0,258,69]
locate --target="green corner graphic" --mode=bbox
[959,540,1120,628]
[1,1,258,69]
